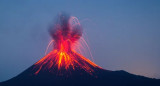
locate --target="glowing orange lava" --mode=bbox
[34,37,100,75]
[33,14,101,75]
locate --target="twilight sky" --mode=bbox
[0,0,160,82]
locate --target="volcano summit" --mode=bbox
[0,13,160,86]
[33,13,101,75]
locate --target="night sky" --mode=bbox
[0,0,160,82]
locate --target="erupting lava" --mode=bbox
[1,13,160,86]
[34,13,100,75]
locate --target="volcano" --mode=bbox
[0,13,160,86]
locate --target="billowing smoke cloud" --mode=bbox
[49,13,83,43]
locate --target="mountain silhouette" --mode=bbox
[0,64,160,86]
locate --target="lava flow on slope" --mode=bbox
[33,13,101,75]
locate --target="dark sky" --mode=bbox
[0,0,160,82]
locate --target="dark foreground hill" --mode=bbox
[0,65,160,86]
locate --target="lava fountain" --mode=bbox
[33,13,101,75]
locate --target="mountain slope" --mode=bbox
[1,65,160,86]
